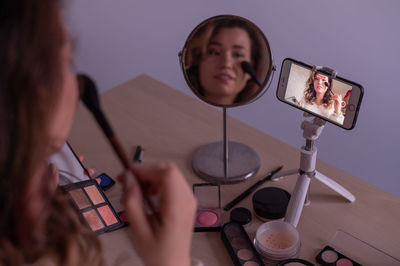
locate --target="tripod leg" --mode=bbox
[284,173,311,228]
[314,171,355,202]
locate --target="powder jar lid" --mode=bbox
[252,187,291,220]
[230,207,252,226]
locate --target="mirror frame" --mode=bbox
[179,14,274,107]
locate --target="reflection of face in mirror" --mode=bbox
[199,27,251,105]
[183,17,271,107]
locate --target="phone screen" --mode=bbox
[277,58,363,130]
[48,142,90,186]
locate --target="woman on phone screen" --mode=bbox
[299,72,344,124]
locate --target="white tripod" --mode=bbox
[272,115,355,228]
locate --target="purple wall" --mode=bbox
[65,0,400,197]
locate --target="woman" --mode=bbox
[299,72,345,124]
[0,1,196,265]
[185,17,265,106]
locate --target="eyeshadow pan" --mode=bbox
[231,237,247,249]
[97,205,118,226]
[84,185,105,204]
[244,261,260,266]
[68,189,90,209]
[237,249,254,260]
[82,209,104,231]
[337,258,353,266]
[224,222,241,236]
[321,250,338,263]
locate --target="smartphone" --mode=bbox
[276,58,363,130]
[48,142,91,185]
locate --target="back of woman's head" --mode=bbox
[0,1,102,264]
[0,0,64,186]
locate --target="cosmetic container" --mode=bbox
[193,183,221,232]
[252,187,290,221]
[253,221,300,264]
[230,207,252,228]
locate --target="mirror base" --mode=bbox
[192,141,260,184]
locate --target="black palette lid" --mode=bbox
[252,187,290,220]
[230,207,252,226]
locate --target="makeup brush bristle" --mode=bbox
[241,61,262,87]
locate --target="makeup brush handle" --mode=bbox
[109,136,131,169]
[108,136,162,225]
[92,109,114,138]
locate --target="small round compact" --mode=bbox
[252,187,291,221]
[230,207,252,228]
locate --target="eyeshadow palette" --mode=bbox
[316,246,361,266]
[221,222,264,266]
[63,179,123,234]
[95,172,115,191]
[193,183,221,232]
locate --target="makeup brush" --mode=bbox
[241,61,262,87]
[77,74,162,225]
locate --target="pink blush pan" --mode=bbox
[196,211,218,226]
[193,183,221,232]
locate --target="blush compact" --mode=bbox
[193,183,221,232]
[252,187,290,221]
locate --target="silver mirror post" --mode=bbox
[192,108,260,184]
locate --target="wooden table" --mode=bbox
[69,74,400,265]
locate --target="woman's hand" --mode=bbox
[333,94,343,114]
[118,163,197,266]
[78,155,96,177]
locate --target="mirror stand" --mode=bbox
[192,108,260,184]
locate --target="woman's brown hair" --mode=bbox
[0,0,102,264]
[304,71,334,108]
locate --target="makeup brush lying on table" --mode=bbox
[77,74,162,225]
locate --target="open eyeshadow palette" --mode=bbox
[63,179,123,234]
[316,245,361,266]
[316,230,400,265]
[221,222,264,266]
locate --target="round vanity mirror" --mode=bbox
[179,14,273,107]
[179,15,275,183]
